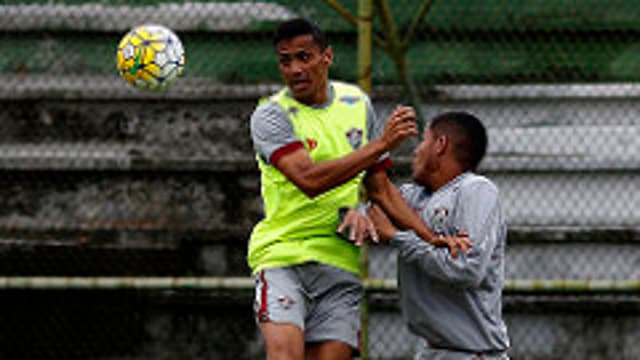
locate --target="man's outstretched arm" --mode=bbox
[275,106,417,198]
[364,171,471,256]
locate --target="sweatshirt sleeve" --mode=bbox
[390,181,503,288]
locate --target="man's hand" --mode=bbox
[379,105,419,151]
[336,208,379,246]
[366,204,398,241]
[429,230,472,258]
[369,204,472,258]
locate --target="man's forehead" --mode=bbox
[276,35,320,53]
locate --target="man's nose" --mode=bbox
[289,60,303,75]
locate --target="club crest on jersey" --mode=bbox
[277,295,296,310]
[345,128,363,149]
[430,207,449,236]
[339,95,361,106]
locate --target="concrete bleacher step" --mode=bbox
[0,2,295,32]
[0,75,282,101]
[0,143,256,170]
[370,226,640,281]
[0,226,636,281]
[0,243,189,276]
[0,224,250,277]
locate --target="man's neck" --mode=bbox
[292,83,332,107]
[427,165,465,191]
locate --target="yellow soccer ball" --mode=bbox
[116,24,185,91]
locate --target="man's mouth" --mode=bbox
[291,79,310,91]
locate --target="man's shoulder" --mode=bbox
[255,98,282,112]
[461,173,496,187]
[331,80,368,98]
[258,86,288,107]
[459,173,499,196]
[250,100,291,136]
[399,181,422,190]
[398,181,425,199]
[253,99,287,120]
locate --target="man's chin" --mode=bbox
[411,171,428,185]
[291,90,308,99]
[290,90,314,103]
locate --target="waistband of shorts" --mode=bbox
[427,343,507,357]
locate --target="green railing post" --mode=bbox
[358,0,373,94]
[358,0,373,358]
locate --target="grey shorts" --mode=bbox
[254,262,363,350]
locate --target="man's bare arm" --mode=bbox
[275,106,417,198]
[364,170,471,257]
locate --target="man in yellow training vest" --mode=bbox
[248,18,471,360]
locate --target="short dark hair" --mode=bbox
[272,18,328,50]
[429,112,488,171]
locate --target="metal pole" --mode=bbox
[358,0,373,358]
[357,0,373,93]
[1,276,639,293]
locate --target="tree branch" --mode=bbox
[402,0,434,48]
[323,0,358,26]
[375,0,402,54]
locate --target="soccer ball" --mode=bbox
[116,24,185,91]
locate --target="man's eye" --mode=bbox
[279,58,291,65]
[298,53,310,61]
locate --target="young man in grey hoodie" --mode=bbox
[367,112,510,360]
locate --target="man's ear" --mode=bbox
[435,134,448,155]
[323,46,334,66]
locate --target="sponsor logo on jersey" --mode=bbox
[345,128,363,149]
[306,138,318,151]
[339,95,361,106]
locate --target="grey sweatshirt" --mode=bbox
[390,172,510,353]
